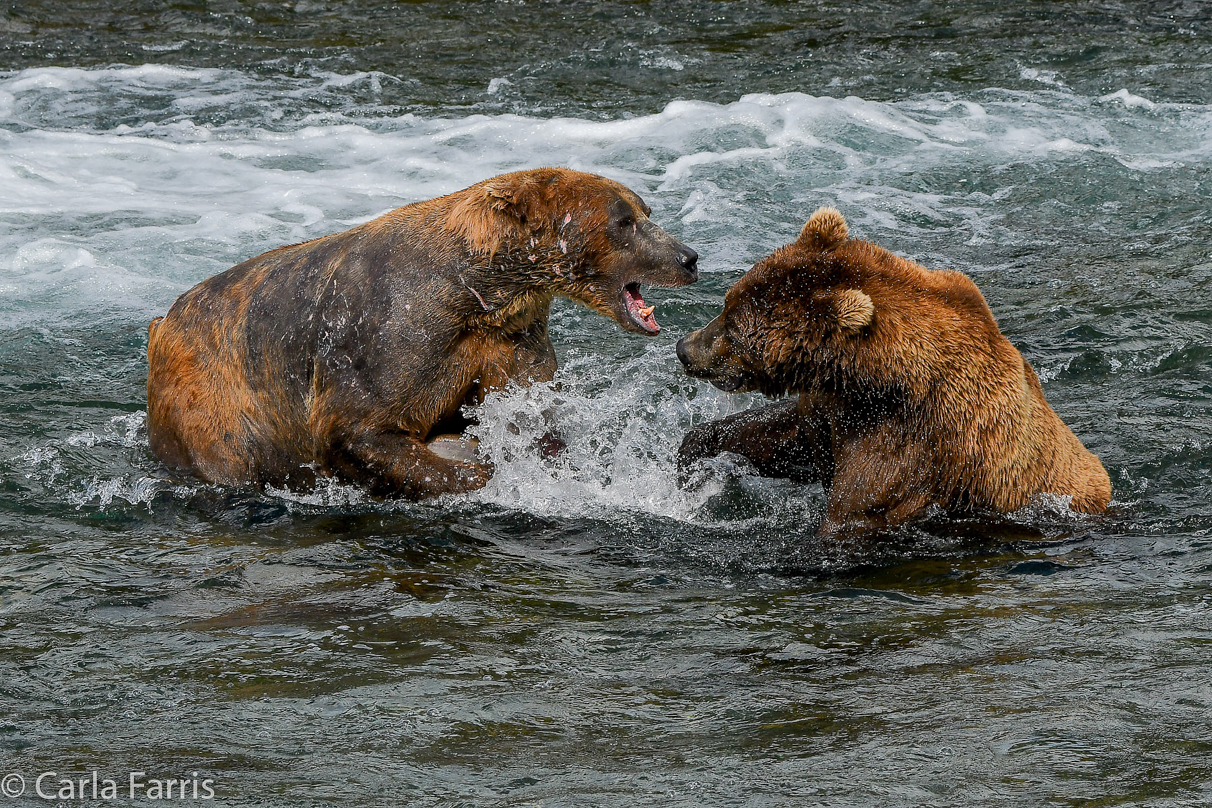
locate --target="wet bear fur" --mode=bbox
[676,207,1111,537]
[147,168,698,498]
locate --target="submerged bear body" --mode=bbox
[677,207,1110,537]
[147,168,697,498]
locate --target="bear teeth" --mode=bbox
[623,283,659,333]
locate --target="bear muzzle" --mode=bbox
[676,316,751,391]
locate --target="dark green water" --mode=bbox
[1,3,1211,806]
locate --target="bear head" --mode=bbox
[677,206,1002,400]
[676,207,883,396]
[449,167,698,335]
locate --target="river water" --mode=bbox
[1,3,1210,806]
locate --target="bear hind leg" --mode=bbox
[322,430,492,500]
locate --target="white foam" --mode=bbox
[640,54,686,71]
[141,41,189,54]
[661,146,779,186]
[1098,89,1157,110]
[2,67,1208,328]
[1019,67,1068,88]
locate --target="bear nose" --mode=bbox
[678,246,698,272]
[675,336,691,366]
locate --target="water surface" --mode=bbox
[1,3,1211,806]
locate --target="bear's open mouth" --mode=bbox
[622,283,659,334]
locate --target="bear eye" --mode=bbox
[617,215,634,229]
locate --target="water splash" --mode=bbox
[467,345,737,521]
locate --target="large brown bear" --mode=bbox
[676,207,1110,537]
[147,167,698,498]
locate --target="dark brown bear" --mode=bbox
[147,167,698,498]
[676,207,1110,537]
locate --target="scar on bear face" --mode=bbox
[677,206,1110,538]
[147,168,698,499]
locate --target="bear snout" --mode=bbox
[675,323,716,375]
[675,335,692,367]
[676,316,753,391]
[652,237,697,286]
[639,224,698,286]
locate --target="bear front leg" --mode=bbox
[678,399,831,483]
[325,430,492,500]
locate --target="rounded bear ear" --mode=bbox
[483,174,542,222]
[798,206,848,252]
[450,172,546,255]
[452,170,561,254]
[832,288,874,332]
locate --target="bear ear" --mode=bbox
[451,171,552,255]
[798,206,848,251]
[831,288,874,332]
[483,173,542,222]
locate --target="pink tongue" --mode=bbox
[625,286,659,332]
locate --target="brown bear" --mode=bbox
[147,167,698,498]
[676,207,1110,537]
